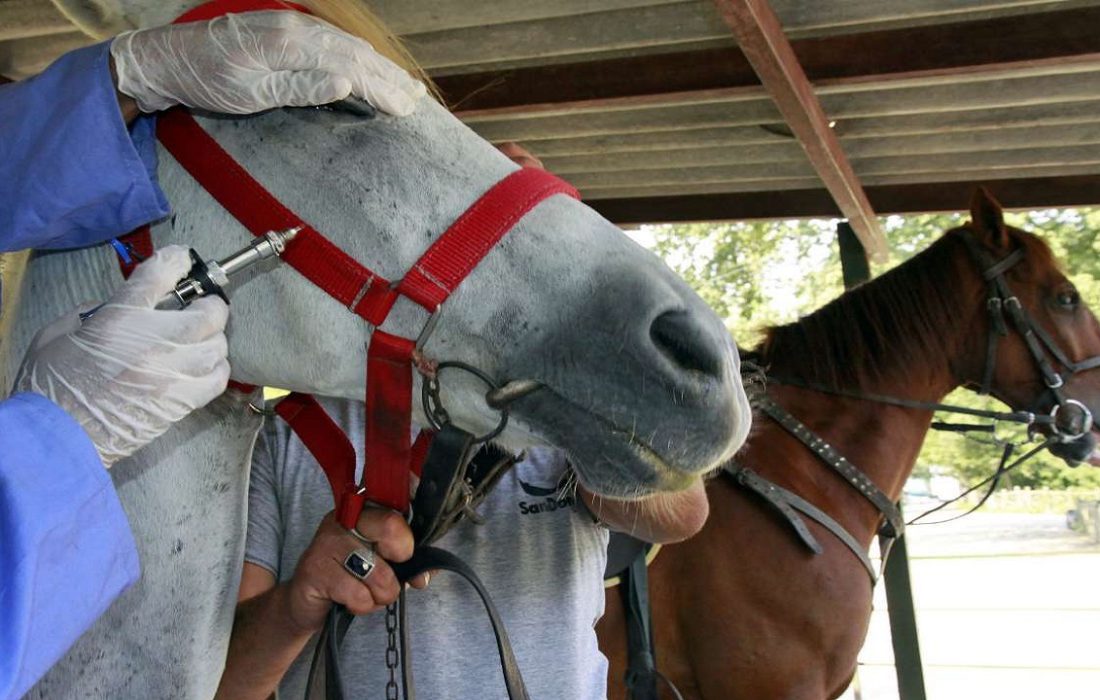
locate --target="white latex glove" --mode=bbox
[15,246,230,467]
[110,10,425,116]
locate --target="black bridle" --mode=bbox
[959,230,1100,439]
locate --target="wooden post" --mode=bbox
[713,0,888,261]
[838,220,927,700]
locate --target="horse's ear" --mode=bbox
[968,187,1011,250]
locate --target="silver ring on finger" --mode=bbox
[343,546,376,581]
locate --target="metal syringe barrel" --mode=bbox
[218,227,299,277]
[156,227,302,310]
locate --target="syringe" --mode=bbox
[81,226,301,321]
[156,227,302,309]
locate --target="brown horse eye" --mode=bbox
[1057,289,1080,308]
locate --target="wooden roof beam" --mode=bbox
[711,0,887,260]
[588,175,1100,224]
[437,7,1100,113]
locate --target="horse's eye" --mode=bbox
[1056,288,1080,308]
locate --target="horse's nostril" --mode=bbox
[649,309,725,379]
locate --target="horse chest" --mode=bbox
[27,394,262,700]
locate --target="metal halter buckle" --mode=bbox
[415,307,443,352]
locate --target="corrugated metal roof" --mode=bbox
[4,0,1100,220]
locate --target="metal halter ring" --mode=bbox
[421,361,509,443]
[1049,399,1094,442]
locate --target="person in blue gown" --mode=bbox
[0,11,425,698]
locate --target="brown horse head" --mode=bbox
[954,187,1100,465]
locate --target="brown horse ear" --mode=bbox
[968,187,1010,250]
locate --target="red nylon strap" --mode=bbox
[362,170,577,511]
[156,110,400,325]
[271,393,434,528]
[109,1,314,281]
[364,331,417,511]
[115,226,155,279]
[397,169,580,311]
[274,393,361,523]
[147,0,582,522]
[174,0,310,22]
[357,169,578,511]
[410,430,435,478]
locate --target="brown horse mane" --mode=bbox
[755,224,1057,391]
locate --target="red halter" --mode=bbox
[120,0,579,524]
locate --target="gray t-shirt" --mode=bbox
[246,397,610,699]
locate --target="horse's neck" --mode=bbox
[754,357,962,544]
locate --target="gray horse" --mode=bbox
[2,1,752,697]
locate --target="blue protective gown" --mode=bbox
[0,41,170,699]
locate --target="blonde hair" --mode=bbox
[290,0,438,100]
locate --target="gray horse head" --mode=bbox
[159,103,750,498]
[36,0,752,500]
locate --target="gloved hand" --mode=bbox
[110,10,426,116]
[15,246,230,467]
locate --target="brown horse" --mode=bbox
[597,189,1100,700]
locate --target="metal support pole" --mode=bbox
[883,523,927,700]
[837,220,927,700]
[838,220,871,289]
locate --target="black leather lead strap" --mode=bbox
[305,604,356,700]
[302,420,529,700]
[621,549,659,700]
[392,546,530,700]
[306,546,530,700]
[411,426,521,546]
[409,426,477,544]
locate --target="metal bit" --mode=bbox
[485,379,544,409]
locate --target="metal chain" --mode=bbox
[424,376,451,427]
[385,602,399,700]
[420,361,510,442]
